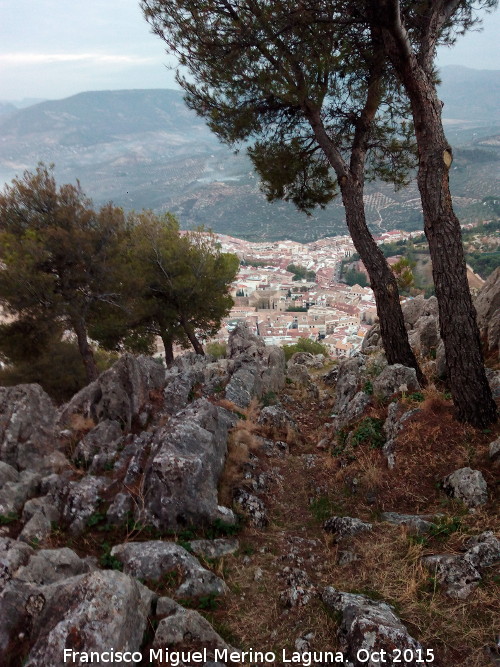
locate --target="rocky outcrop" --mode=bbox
[323,516,372,542]
[372,364,420,400]
[110,541,228,597]
[322,587,423,666]
[423,531,500,599]
[139,398,237,530]
[225,323,285,407]
[475,267,500,358]
[58,353,166,431]
[24,570,154,667]
[0,385,59,472]
[442,467,488,508]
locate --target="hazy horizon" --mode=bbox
[1,0,499,101]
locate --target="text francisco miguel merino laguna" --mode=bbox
[63,647,436,664]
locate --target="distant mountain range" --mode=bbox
[0,66,498,242]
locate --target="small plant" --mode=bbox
[86,511,107,528]
[0,512,18,525]
[205,342,227,359]
[350,417,385,449]
[99,542,123,570]
[260,390,278,407]
[406,391,425,402]
[362,380,373,395]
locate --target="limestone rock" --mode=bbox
[257,404,297,431]
[333,391,371,431]
[62,475,111,534]
[323,516,372,542]
[490,438,500,462]
[0,470,41,516]
[322,587,423,666]
[332,357,364,413]
[233,489,268,527]
[279,567,315,608]
[152,597,236,656]
[0,536,33,592]
[423,531,499,599]
[24,570,154,667]
[73,419,123,468]
[189,538,239,560]
[442,467,488,507]
[58,353,166,432]
[0,461,19,488]
[16,547,94,585]
[0,384,58,472]
[380,512,436,534]
[110,540,228,597]
[140,398,237,531]
[372,364,420,399]
[475,267,500,357]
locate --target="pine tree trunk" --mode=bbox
[71,314,99,384]
[160,332,174,365]
[180,317,205,356]
[305,106,423,382]
[341,178,424,382]
[379,30,497,426]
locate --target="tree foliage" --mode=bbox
[141,0,423,381]
[0,164,126,382]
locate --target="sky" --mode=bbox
[1,0,499,102]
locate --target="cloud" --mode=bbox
[0,52,156,66]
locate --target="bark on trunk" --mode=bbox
[71,314,99,383]
[160,332,174,365]
[305,106,423,383]
[341,178,424,382]
[180,318,205,356]
[378,23,497,426]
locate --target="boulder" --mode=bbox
[0,461,19,487]
[322,587,423,666]
[152,597,236,656]
[333,391,371,431]
[73,419,123,468]
[110,541,228,597]
[489,438,500,462]
[62,475,111,534]
[380,512,436,534]
[442,467,488,508]
[23,570,154,667]
[225,323,285,407]
[361,323,382,353]
[189,538,239,560]
[140,398,237,531]
[16,547,94,585]
[279,567,315,608]
[401,295,439,329]
[372,364,420,399]
[0,536,33,592]
[0,470,41,516]
[58,353,166,432]
[323,516,372,542]
[257,404,297,431]
[233,489,268,527]
[332,357,365,413]
[423,532,500,599]
[409,315,440,357]
[0,384,58,472]
[475,267,500,357]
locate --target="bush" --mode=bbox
[0,339,118,404]
[205,341,227,359]
[283,337,329,362]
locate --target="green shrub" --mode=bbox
[283,337,329,362]
[205,341,227,359]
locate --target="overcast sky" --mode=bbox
[1,0,499,102]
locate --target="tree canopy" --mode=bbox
[141,0,423,382]
[0,164,125,382]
